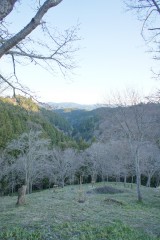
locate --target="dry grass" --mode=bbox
[0,182,160,239]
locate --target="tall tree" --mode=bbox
[85,143,103,183]
[107,90,152,201]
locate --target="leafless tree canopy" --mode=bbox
[0,0,80,97]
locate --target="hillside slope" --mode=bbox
[0,182,159,239]
[0,96,77,149]
[55,108,99,141]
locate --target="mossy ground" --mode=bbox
[0,182,160,239]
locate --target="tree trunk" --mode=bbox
[116,175,120,184]
[29,181,33,194]
[106,175,109,182]
[136,172,142,202]
[130,175,134,189]
[101,175,105,186]
[11,182,14,196]
[135,149,143,202]
[146,174,151,187]
[26,179,30,194]
[16,185,27,205]
[131,175,134,184]
[91,175,96,187]
[124,175,127,187]
[137,175,142,202]
[60,179,64,188]
[25,170,30,194]
[156,175,160,187]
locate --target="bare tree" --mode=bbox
[85,143,102,184]
[0,0,79,97]
[140,142,160,187]
[0,150,18,195]
[96,143,111,183]
[108,140,132,185]
[7,129,50,193]
[105,90,152,201]
[75,150,90,184]
[50,147,77,187]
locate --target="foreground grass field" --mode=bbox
[0,182,160,240]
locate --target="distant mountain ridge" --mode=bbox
[47,102,99,111]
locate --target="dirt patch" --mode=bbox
[104,198,125,206]
[87,186,124,194]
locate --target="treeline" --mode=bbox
[1,131,160,199]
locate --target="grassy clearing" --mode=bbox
[0,182,160,239]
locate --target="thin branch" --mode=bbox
[0,74,16,97]
[6,50,75,70]
[148,27,160,30]
[0,73,38,101]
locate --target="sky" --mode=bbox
[2,0,160,104]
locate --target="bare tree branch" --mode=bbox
[0,0,18,21]
[0,0,80,98]
[0,0,63,58]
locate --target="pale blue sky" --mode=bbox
[2,0,160,104]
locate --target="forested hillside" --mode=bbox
[55,108,99,141]
[0,96,77,149]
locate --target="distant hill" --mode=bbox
[0,96,78,149]
[54,108,100,142]
[47,102,99,111]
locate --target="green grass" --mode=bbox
[0,182,160,239]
